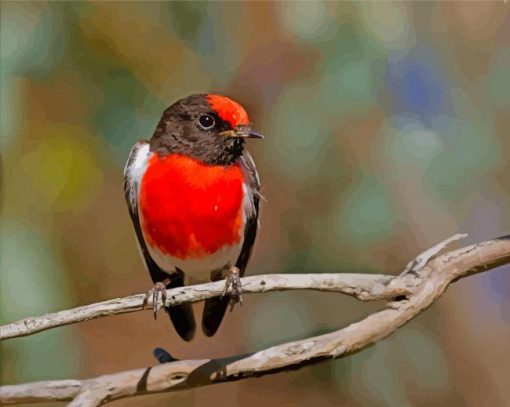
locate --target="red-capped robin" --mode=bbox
[124,94,262,341]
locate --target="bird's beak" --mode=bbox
[219,126,264,139]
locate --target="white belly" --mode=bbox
[146,240,243,284]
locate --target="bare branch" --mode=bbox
[0,273,411,341]
[1,236,509,406]
[402,233,467,273]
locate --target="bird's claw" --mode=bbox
[146,281,169,320]
[221,267,243,312]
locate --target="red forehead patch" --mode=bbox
[207,94,250,128]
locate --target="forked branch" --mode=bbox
[1,234,509,407]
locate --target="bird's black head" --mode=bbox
[150,94,263,165]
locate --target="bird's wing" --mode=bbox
[124,140,167,283]
[124,140,196,341]
[202,150,261,337]
[236,150,261,274]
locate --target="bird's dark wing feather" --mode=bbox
[235,151,261,274]
[202,151,261,336]
[124,140,196,341]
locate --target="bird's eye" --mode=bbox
[198,114,215,130]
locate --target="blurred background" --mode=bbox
[1,1,509,406]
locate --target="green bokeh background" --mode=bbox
[1,2,509,406]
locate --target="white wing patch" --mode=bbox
[124,141,151,213]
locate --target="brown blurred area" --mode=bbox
[1,2,510,406]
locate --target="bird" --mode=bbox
[123,94,262,341]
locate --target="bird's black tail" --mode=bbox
[167,304,195,341]
[166,274,196,341]
[202,296,230,337]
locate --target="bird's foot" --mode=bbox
[144,278,171,319]
[221,266,243,312]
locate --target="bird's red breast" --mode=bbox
[139,153,245,260]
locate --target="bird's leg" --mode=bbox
[221,266,243,311]
[144,278,171,319]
